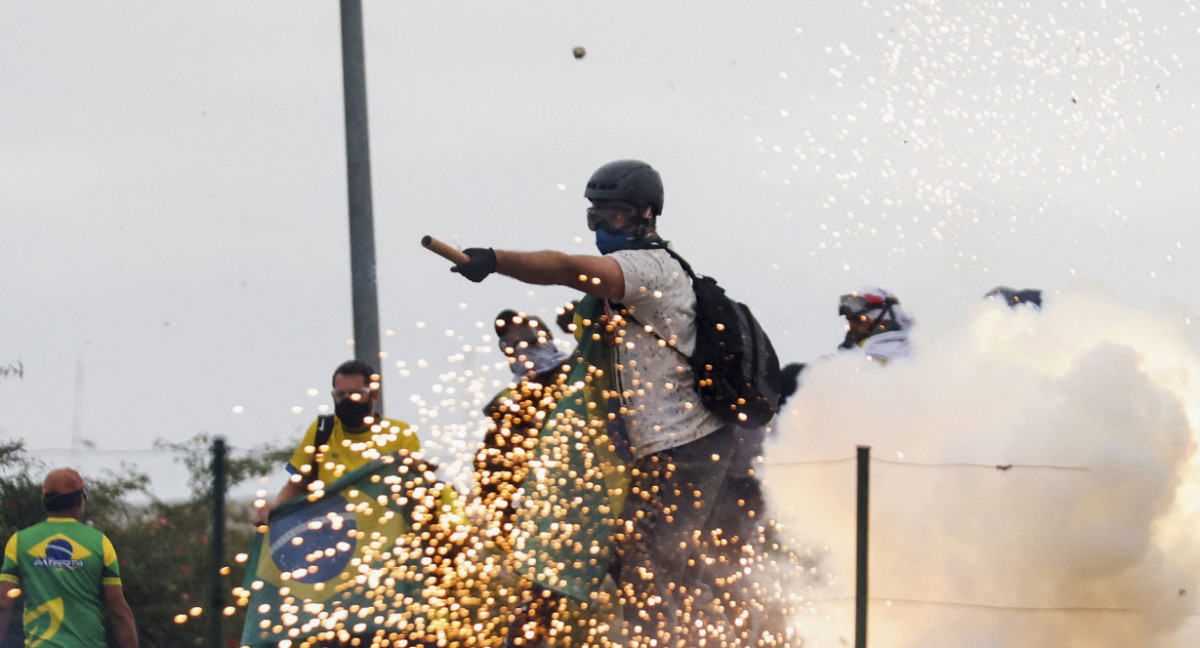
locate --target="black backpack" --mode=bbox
[634,246,783,427]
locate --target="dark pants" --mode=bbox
[703,426,771,647]
[616,426,739,648]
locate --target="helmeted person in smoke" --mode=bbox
[838,286,915,363]
[450,160,744,647]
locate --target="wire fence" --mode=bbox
[757,449,1199,636]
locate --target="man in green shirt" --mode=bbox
[0,468,139,648]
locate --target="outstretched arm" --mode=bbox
[104,584,140,648]
[489,250,626,301]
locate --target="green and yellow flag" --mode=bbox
[238,451,465,648]
[512,294,632,602]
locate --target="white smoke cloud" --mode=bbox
[761,284,1200,648]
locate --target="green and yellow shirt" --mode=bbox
[285,416,422,486]
[1,517,121,648]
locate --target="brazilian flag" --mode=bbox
[513,294,632,603]
[238,451,464,648]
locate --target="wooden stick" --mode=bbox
[421,235,470,265]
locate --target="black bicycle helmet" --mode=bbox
[584,160,664,216]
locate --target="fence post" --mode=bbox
[210,436,227,648]
[856,445,870,648]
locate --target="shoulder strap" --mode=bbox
[310,415,336,480]
[643,241,698,280]
[614,244,694,360]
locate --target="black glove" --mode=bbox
[450,247,497,283]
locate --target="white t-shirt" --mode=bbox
[609,247,724,456]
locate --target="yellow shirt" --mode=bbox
[286,415,421,486]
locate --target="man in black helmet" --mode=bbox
[452,160,739,647]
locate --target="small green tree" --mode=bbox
[0,440,41,648]
[111,434,288,647]
[0,361,22,379]
[0,440,43,539]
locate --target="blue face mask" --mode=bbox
[508,341,571,380]
[595,228,634,254]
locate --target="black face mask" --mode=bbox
[334,398,374,430]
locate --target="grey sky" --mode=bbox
[2,1,1198,501]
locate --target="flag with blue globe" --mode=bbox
[238,451,465,647]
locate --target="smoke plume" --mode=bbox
[762,285,1200,648]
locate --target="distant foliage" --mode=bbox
[153,433,290,498]
[1,441,46,648]
[0,361,22,379]
[0,435,288,648]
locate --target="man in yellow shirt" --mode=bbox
[253,359,422,526]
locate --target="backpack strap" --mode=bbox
[310,414,336,481]
[644,241,698,281]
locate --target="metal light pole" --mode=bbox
[340,0,382,404]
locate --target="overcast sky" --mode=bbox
[3,1,1199,500]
